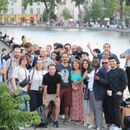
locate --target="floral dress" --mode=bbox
[70,70,83,121]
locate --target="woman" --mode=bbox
[81,60,94,127]
[29,58,47,111]
[12,55,30,111]
[51,51,57,64]
[70,59,83,124]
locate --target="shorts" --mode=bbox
[60,87,72,106]
[48,94,56,102]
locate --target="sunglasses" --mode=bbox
[102,62,108,64]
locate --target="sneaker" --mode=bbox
[61,115,65,119]
[97,127,103,130]
[63,119,68,125]
[88,124,96,129]
[53,121,59,128]
[113,126,122,130]
[109,124,115,130]
[36,123,48,128]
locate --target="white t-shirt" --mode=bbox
[88,70,95,91]
[12,66,29,91]
[6,58,19,79]
[30,69,47,91]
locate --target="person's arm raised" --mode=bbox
[87,42,97,57]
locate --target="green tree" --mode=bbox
[0,0,8,13]
[72,0,85,22]
[89,0,104,22]
[124,5,130,27]
[62,8,72,20]
[0,83,41,130]
[22,0,33,10]
[22,0,61,24]
[103,0,119,21]
[43,10,57,21]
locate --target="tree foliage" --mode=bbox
[62,8,72,20]
[22,0,61,22]
[89,0,104,21]
[0,0,8,13]
[22,0,33,10]
[0,83,41,130]
[43,10,57,21]
[103,0,119,19]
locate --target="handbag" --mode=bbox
[124,116,130,127]
[19,70,28,88]
[19,78,28,88]
[121,106,130,128]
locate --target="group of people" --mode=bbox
[0,34,129,130]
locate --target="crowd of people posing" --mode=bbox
[0,38,130,130]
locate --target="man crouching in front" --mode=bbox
[42,64,61,128]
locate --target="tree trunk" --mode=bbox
[120,0,123,25]
[78,5,82,25]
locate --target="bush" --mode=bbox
[0,83,41,130]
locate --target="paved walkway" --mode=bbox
[24,119,108,130]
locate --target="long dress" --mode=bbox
[70,70,83,121]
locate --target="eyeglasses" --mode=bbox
[102,62,108,64]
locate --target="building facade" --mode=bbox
[0,0,45,25]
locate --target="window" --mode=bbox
[30,8,33,14]
[22,8,25,14]
[37,8,40,14]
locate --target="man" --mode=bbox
[6,47,21,92]
[81,52,90,62]
[42,64,61,128]
[87,57,108,130]
[64,43,71,55]
[87,43,120,64]
[107,57,128,130]
[39,47,54,70]
[56,52,72,125]
[101,59,112,127]
[120,48,130,93]
[46,45,52,58]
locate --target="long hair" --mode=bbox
[71,59,81,70]
[81,59,91,76]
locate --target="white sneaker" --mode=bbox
[61,115,65,119]
[88,124,96,129]
[113,126,122,130]
[97,127,103,130]
[109,124,115,130]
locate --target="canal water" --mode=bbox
[0,27,130,67]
